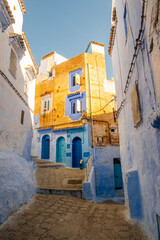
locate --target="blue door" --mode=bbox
[113,158,123,189]
[72,137,82,168]
[56,137,66,163]
[41,135,50,159]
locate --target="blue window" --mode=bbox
[72,76,76,86]
[65,91,86,121]
[69,69,82,92]
[49,72,52,77]
[123,4,128,41]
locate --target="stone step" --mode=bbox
[114,198,125,205]
[34,158,53,164]
[114,189,125,205]
[35,163,65,168]
[36,189,83,199]
[31,155,38,159]
[35,168,86,194]
[115,192,124,197]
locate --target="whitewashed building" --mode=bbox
[109,0,160,239]
[0,0,36,223]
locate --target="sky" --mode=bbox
[23,0,113,79]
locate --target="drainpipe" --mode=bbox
[87,63,95,158]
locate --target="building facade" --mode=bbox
[32,42,121,200]
[0,0,36,223]
[109,0,160,239]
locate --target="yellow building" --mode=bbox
[32,41,119,168]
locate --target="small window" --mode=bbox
[97,137,99,143]
[111,128,115,133]
[72,102,76,114]
[21,110,24,125]
[9,49,17,78]
[41,94,52,114]
[123,3,129,42]
[102,137,104,143]
[72,76,76,86]
[44,100,50,112]
[49,72,52,77]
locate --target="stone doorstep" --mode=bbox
[31,155,38,158]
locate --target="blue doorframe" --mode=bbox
[113,158,123,189]
[41,135,50,159]
[72,137,82,168]
[56,137,66,163]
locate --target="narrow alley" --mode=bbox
[0,194,147,240]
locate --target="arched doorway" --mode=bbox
[113,158,123,189]
[72,137,82,168]
[56,137,66,163]
[41,135,50,159]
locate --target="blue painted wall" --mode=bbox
[112,1,160,239]
[126,169,143,220]
[83,166,96,201]
[0,150,35,224]
[94,146,120,200]
[82,146,120,202]
[23,130,33,161]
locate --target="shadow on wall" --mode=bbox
[23,129,33,161]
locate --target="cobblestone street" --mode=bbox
[0,194,147,240]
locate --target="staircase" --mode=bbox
[34,158,65,168]
[33,158,86,199]
[114,189,125,204]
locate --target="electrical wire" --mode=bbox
[91,98,116,114]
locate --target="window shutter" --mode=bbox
[21,110,25,125]
[75,73,81,85]
[77,99,81,112]
[48,100,50,110]
[130,81,141,127]
[9,49,17,78]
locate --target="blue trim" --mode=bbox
[66,152,71,157]
[123,3,128,40]
[38,128,52,133]
[41,134,50,159]
[67,92,83,101]
[83,152,90,158]
[9,36,25,60]
[0,7,9,32]
[69,69,82,92]
[67,144,70,149]
[65,91,86,121]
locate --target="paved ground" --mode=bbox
[35,168,86,190]
[0,194,148,240]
